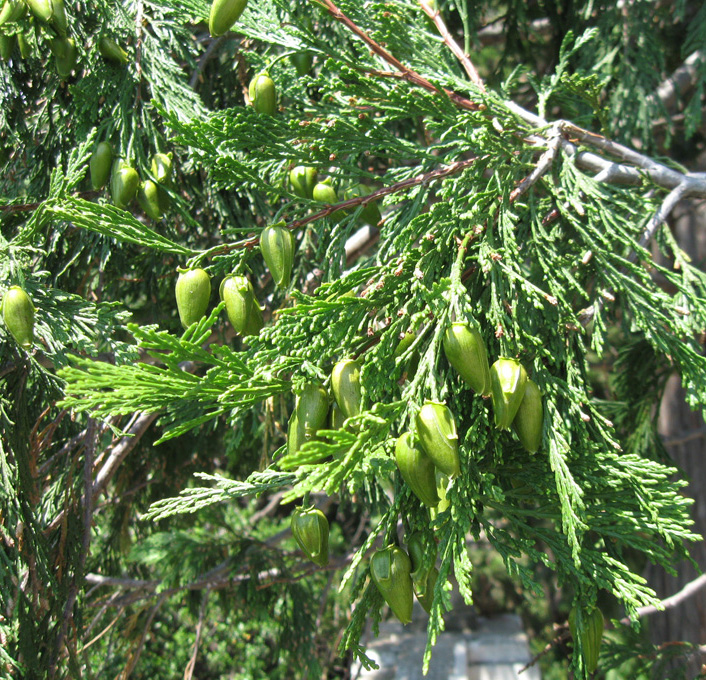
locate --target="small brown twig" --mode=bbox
[51,420,97,677]
[418,0,485,91]
[509,123,562,202]
[183,592,209,680]
[518,624,570,674]
[319,0,481,112]
[619,573,706,625]
[190,36,224,90]
[208,156,482,258]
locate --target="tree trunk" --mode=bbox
[645,197,706,677]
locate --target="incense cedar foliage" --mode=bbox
[1,0,706,678]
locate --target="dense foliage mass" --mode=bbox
[1,0,706,678]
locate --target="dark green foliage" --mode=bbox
[1,0,706,678]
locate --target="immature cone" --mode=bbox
[26,0,51,23]
[175,269,211,329]
[442,322,491,396]
[395,433,439,508]
[0,0,27,26]
[98,36,128,65]
[90,142,113,191]
[16,32,29,59]
[220,275,263,336]
[2,286,35,348]
[313,179,347,221]
[296,383,329,437]
[407,531,438,611]
[110,160,139,209]
[0,34,15,61]
[289,51,313,77]
[150,153,173,184]
[415,566,438,614]
[331,359,362,419]
[435,470,450,514]
[50,0,67,35]
[512,378,543,453]
[289,166,317,199]
[569,606,604,674]
[260,224,294,288]
[489,358,527,430]
[312,180,337,204]
[138,180,163,221]
[55,37,77,78]
[370,546,414,624]
[291,506,329,567]
[209,0,248,37]
[248,72,276,115]
[415,401,460,477]
[328,402,345,430]
[287,411,306,457]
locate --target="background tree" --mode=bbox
[1,0,705,678]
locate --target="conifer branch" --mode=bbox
[321,0,706,204]
[190,36,223,90]
[648,49,706,111]
[319,0,482,111]
[208,156,481,255]
[509,124,562,201]
[620,573,706,624]
[46,412,159,533]
[418,0,485,90]
[578,177,700,324]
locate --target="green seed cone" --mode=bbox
[2,286,35,348]
[395,433,439,508]
[260,225,294,288]
[512,378,543,453]
[435,470,450,514]
[406,531,437,612]
[569,606,604,674]
[287,411,306,457]
[289,51,313,77]
[331,359,362,419]
[289,165,317,199]
[99,36,128,65]
[312,180,337,204]
[220,275,263,336]
[50,0,67,35]
[328,401,345,430]
[490,358,528,430]
[110,161,139,209]
[415,566,437,614]
[17,31,29,59]
[26,0,51,23]
[370,546,414,625]
[138,180,163,221]
[296,383,329,437]
[312,180,344,222]
[150,152,173,184]
[442,322,491,395]
[0,0,27,26]
[248,72,276,115]
[208,0,248,37]
[90,142,113,191]
[291,506,329,567]
[343,184,381,227]
[415,401,460,478]
[0,33,15,61]
[175,269,211,329]
[55,38,77,78]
